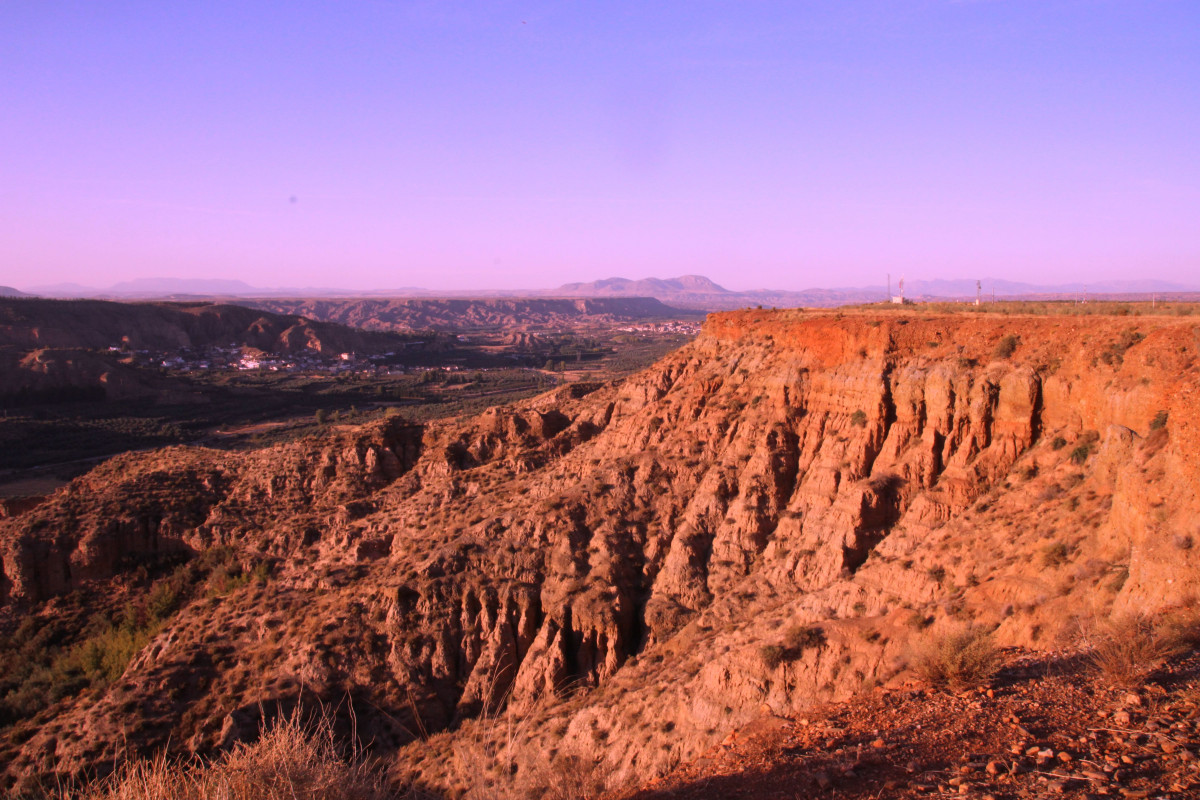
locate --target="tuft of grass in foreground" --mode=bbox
[912,626,1000,692]
[1086,613,1194,689]
[49,711,390,800]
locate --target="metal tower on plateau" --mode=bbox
[976,280,982,306]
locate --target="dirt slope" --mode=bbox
[1,309,1197,795]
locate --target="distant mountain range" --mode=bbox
[14,275,1200,310]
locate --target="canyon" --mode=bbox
[1,308,1197,797]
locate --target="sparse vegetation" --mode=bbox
[1150,410,1168,431]
[53,710,388,800]
[849,409,867,427]
[913,626,1000,692]
[1086,614,1188,689]
[993,334,1020,359]
[0,548,255,728]
[759,644,786,669]
[784,624,826,653]
[1040,541,1071,568]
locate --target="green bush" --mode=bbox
[849,409,867,427]
[1150,410,1168,431]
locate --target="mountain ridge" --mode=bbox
[19,274,1200,309]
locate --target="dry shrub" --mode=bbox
[450,675,608,800]
[1089,613,1194,689]
[70,711,389,800]
[784,624,826,653]
[912,626,1000,692]
[453,719,608,800]
[758,644,785,669]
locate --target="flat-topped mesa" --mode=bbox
[2,309,1198,793]
[696,309,1199,595]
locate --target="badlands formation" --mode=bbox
[1,309,1198,796]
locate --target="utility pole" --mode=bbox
[975,280,981,307]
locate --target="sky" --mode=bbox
[1,1,1197,292]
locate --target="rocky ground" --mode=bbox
[633,647,1200,800]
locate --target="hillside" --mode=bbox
[242,297,701,332]
[0,297,427,403]
[0,298,417,354]
[1,308,1198,796]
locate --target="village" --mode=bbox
[117,343,419,378]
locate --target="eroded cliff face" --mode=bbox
[2,310,1197,794]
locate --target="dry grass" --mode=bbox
[912,626,1000,692]
[447,671,608,800]
[1087,612,1195,689]
[59,711,391,800]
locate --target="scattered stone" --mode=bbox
[986,760,1002,775]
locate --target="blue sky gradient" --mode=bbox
[2,1,1197,291]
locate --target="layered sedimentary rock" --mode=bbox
[1,310,1197,794]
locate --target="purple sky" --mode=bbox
[2,2,1197,292]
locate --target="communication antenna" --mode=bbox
[899,276,905,302]
[975,280,982,306]
[887,273,891,300]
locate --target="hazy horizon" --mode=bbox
[3,2,1197,292]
